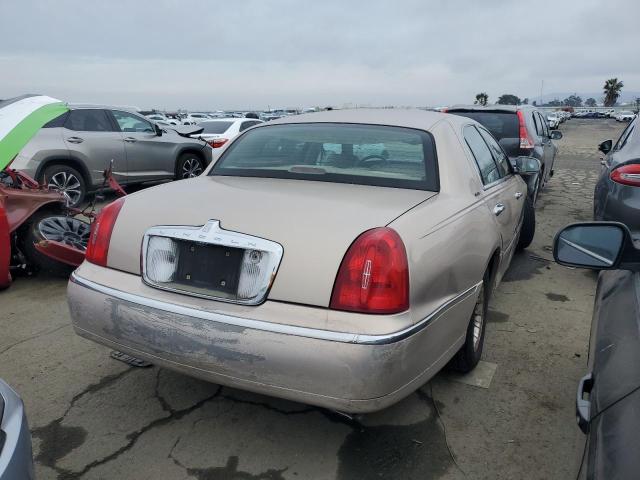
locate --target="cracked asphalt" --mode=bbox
[0,119,627,479]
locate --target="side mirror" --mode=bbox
[598,139,612,154]
[154,124,163,136]
[553,222,639,271]
[514,156,541,174]
[550,130,563,140]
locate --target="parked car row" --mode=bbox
[144,109,311,126]
[614,111,637,122]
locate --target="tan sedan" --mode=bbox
[67,110,536,413]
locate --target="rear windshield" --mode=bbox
[210,123,439,191]
[449,111,519,141]
[200,121,233,133]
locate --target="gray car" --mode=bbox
[594,117,640,241]
[10,105,212,206]
[0,379,34,480]
[447,105,563,203]
[554,222,640,479]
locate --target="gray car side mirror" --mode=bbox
[154,124,163,136]
[550,130,563,140]
[554,222,640,271]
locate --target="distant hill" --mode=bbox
[533,91,640,105]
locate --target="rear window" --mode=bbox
[449,111,519,141]
[200,121,233,134]
[210,123,439,191]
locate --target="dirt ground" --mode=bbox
[0,118,627,480]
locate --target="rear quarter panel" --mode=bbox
[10,128,69,177]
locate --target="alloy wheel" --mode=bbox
[181,158,203,178]
[48,171,82,205]
[38,216,91,251]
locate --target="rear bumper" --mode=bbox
[67,271,478,413]
[0,381,34,480]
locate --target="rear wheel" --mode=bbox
[176,153,204,179]
[42,164,86,207]
[517,197,536,251]
[20,210,90,276]
[449,272,490,373]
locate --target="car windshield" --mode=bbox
[210,123,439,191]
[448,111,519,141]
[200,121,233,134]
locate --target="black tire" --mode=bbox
[42,164,86,207]
[449,271,491,373]
[19,210,89,277]
[516,197,536,251]
[176,153,205,179]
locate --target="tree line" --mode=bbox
[473,78,625,107]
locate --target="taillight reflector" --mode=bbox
[330,228,409,314]
[517,110,534,150]
[611,163,640,187]
[85,198,125,266]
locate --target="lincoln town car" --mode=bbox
[67,109,537,413]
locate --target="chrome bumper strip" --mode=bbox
[70,272,481,345]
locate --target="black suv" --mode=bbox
[447,105,562,202]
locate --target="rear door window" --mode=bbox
[449,111,519,141]
[532,113,542,136]
[614,121,636,151]
[65,109,114,132]
[537,113,549,137]
[477,127,511,176]
[463,125,502,185]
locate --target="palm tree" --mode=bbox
[603,78,624,107]
[474,92,489,106]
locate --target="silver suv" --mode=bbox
[11,105,212,206]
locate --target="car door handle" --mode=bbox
[66,136,84,144]
[576,372,593,434]
[493,203,505,216]
[124,137,137,143]
[514,192,523,199]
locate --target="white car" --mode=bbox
[615,111,636,122]
[182,113,213,125]
[191,118,264,149]
[546,113,560,129]
[145,113,180,125]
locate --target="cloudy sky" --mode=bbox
[1,0,638,110]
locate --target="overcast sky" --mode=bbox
[1,0,638,110]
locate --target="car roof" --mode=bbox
[447,104,536,113]
[263,108,462,131]
[68,103,142,114]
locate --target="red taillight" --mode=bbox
[207,138,229,148]
[611,163,640,187]
[517,110,534,150]
[85,198,125,266]
[330,228,409,314]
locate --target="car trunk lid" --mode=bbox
[107,175,434,307]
